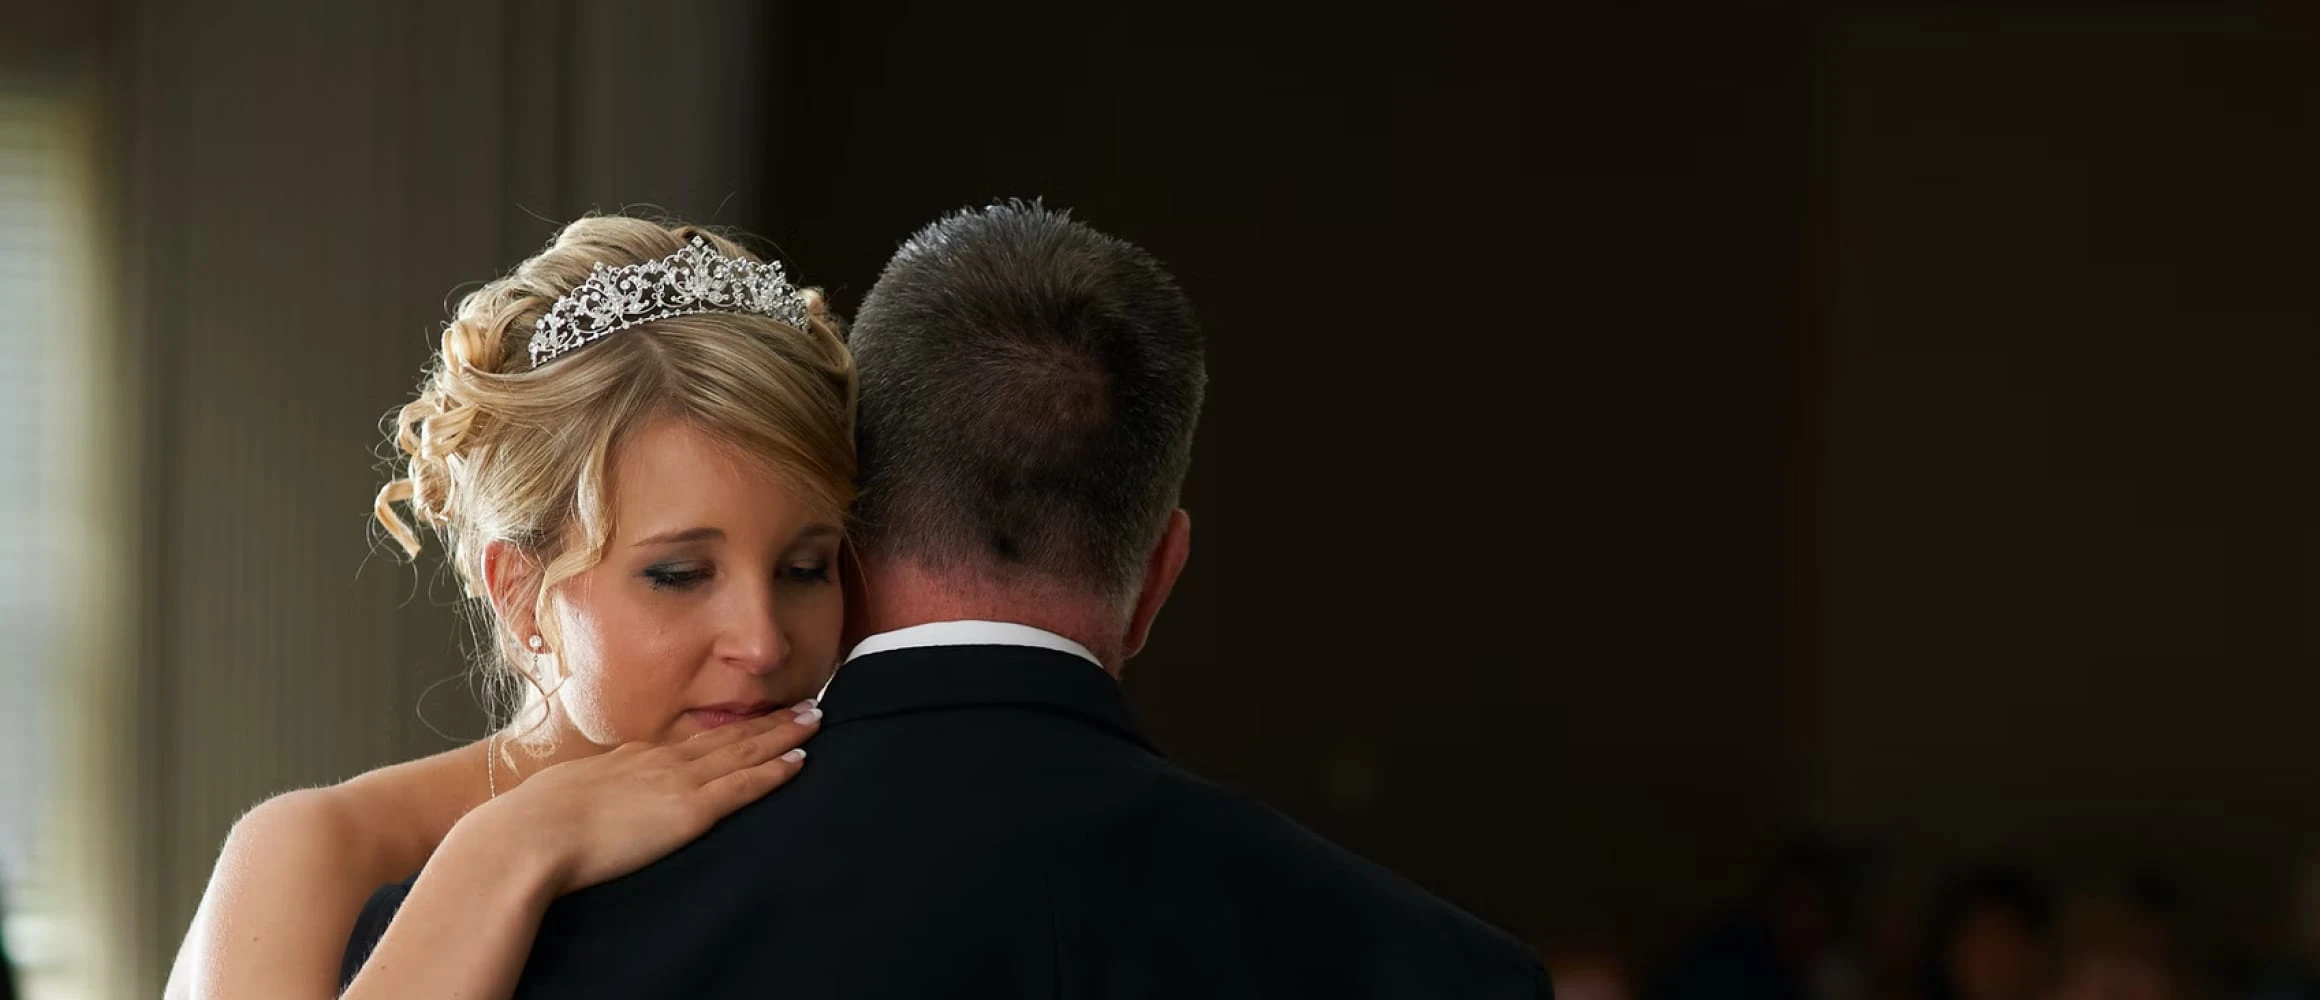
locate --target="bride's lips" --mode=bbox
[685,701,779,729]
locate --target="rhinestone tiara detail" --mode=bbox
[527,236,809,369]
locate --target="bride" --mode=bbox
[164,216,859,999]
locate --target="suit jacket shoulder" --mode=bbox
[1040,760,1553,998]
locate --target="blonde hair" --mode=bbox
[373,215,856,734]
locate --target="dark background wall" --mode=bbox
[1811,7,2320,946]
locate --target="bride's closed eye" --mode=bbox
[646,559,831,590]
[782,560,834,585]
[643,563,712,591]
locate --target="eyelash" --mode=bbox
[644,566,711,591]
[642,563,833,591]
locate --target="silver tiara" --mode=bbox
[527,236,810,368]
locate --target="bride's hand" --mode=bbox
[470,703,822,894]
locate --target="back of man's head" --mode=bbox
[849,201,1205,610]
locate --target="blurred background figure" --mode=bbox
[1650,837,1868,1000]
[2045,875,2195,1000]
[1919,867,2054,1000]
[2237,851,2320,1000]
[1548,946,1637,1000]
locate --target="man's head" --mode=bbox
[847,201,1205,668]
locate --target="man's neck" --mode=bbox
[847,559,1126,673]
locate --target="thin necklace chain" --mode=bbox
[486,731,502,799]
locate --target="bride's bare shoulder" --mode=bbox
[215,743,482,891]
[329,743,488,858]
[166,743,485,999]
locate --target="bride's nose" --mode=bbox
[716,578,791,675]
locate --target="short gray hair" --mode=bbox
[849,201,1205,598]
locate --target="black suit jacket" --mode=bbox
[344,644,1550,998]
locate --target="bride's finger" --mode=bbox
[683,704,820,781]
[698,748,808,814]
[673,702,810,759]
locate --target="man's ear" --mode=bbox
[1122,509,1191,662]
[839,539,872,654]
[480,540,544,652]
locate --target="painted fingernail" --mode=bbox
[781,748,807,763]
[794,705,823,725]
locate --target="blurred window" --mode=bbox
[0,69,98,999]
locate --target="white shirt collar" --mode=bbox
[842,619,1104,669]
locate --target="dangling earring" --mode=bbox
[527,634,546,653]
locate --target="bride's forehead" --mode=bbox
[603,421,825,528]
[611,420,780,485]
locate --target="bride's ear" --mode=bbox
[481,539,545,651]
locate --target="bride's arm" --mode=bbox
[338,801,561,999]
[166,706,819,1000]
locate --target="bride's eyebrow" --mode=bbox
[632,527,722,548]
[793,523,842,543]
